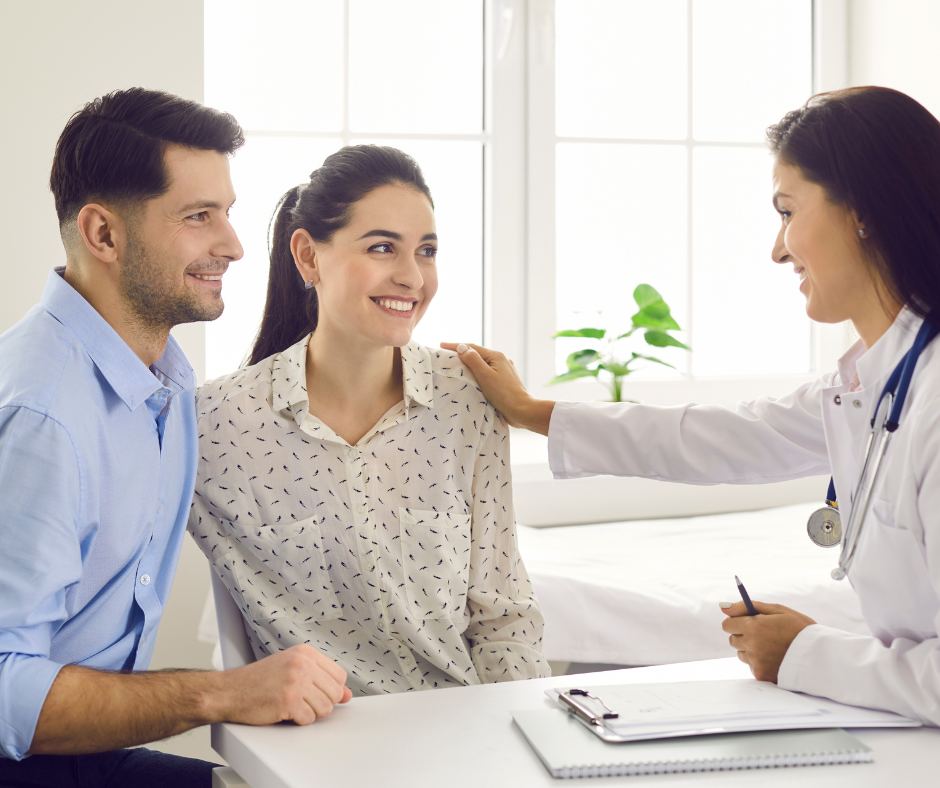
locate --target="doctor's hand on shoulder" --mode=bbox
[441,342,556,435]
[720,601,817,683]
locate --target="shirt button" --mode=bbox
[833,395,841,405]
[356,504,366,513]
[852,399,863,408]
[140,574,151,586]
[347,447,357,458]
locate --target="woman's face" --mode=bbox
[296,182,438,349]
[771,160,876,326]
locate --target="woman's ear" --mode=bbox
[290,228,320,288]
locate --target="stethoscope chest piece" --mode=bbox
[807,504,842,547]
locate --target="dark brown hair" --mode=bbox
[50,87,244,227]
[767,86,940,319]
[248,145,433,366]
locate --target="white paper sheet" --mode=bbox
[546,680,920,741]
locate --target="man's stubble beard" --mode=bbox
[120,231,225,337]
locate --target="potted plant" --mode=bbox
[549,284,690,402]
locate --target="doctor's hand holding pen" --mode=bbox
[439,342,556,435]
[720,596,817,684]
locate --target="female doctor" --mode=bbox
[443,86,940,725]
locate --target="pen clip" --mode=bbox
[559,688,620,726]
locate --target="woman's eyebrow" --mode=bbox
[355,230,439,242]
[357,230,402,241]
[772,192,791,210]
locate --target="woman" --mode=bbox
[445,87,940,724]
[190,145,549,696]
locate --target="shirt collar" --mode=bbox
[271,335,434,426]
[836,306,923,393]
[41,267,195,410]
[400,340,433,409]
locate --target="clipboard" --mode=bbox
[549,680,921,743]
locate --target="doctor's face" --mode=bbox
[770,160,877,328]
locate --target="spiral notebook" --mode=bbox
[511,711,872,779]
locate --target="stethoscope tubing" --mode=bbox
[830,316,939,581]
[833,398,893,580]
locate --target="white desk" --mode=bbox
[212,658,940,787]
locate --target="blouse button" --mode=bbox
[139,574,151,586]
[833,395,841,405]
[356,504,366,513]
[852,399,863,408]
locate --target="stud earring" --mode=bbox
[304,279,314,290]
[858,228,866,238]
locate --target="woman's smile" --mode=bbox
[371,296,417,316]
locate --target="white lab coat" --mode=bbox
[548,308,940,725]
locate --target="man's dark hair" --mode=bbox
[50,87,245,228]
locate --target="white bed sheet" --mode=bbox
[517,502,868,666]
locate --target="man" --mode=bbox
[0,88,351,787]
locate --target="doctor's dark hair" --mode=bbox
[248,144,433,366]
[50,87,244,231]
[767,86,940,320]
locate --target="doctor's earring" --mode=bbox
[858,228,867,238]
[304,279,314,290]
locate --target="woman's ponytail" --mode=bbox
[248,185,319,365]
[247,145,433,367]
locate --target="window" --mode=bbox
[526,0,840,406]
[204,0,485,379]
[205,1,846,407]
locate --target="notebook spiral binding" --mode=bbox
[558,749,873,779]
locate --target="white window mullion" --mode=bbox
[525,0,560,395]
[485,0,527,359]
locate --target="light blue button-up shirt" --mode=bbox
[0,268,198,760]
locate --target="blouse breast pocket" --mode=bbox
[226,515,341,623]
[399,507,471,622]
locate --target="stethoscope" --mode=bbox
[807,315,939,581]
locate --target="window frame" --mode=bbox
[484,0,852,409]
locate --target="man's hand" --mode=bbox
[212,644,352,726]
[720,601,816,683]
[30,644,352,755]
[440,342,554,435]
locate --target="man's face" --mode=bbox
[120,145,243,331]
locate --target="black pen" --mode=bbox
[735,575,758,616]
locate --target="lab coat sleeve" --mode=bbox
[0,406,83,760]
[548,375,835,483]
[465,405,551,683]
[778,401,940,725]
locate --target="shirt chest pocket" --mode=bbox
[399,507,471,622]
[228,515,341,623]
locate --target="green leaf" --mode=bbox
[599,362,632,377]
[632,307,681,331]
[553,328,607,339]
[631,352,676,370]
[644,331,691,350]
[616,328,637,340]
[633,284,663,311]
[566,349,600,370]
[547,367,601,385]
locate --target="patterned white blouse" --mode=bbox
[189,335,549,695]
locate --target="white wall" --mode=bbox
[848,0,940,118]
[0,0,216,763]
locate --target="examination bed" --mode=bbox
[517,501,868,667]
